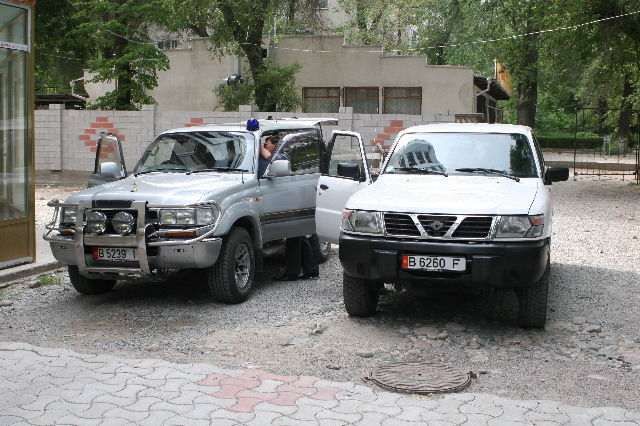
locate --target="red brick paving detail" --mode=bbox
[96,116,109,122]
[84,128,97,134]
[197,369,342,413]
[390,120,403,127]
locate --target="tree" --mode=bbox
[73,0,170,110]
[160,0,320,111]
[34,0,94,95]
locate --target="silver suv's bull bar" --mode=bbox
[45,199,222,278]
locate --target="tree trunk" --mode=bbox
[616,73,633,153]
[516,31,539,128]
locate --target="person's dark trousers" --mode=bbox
[300,236,319,278]
[283,237,303,280]
[282,236,319,280]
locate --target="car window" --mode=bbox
[384,132,539,178]
[135,131,253,173]
[272,130,320,175]
[532,134,545,173]
[326,134,365,177]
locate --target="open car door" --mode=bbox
[87,133,127,188]
[315,131,372,244]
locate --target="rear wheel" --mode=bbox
[343,272,379,317]
[207,227,255,303]
[517,258,550,328]
[67,266,116,295]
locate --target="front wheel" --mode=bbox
[67,266,116,295]
[343,272,379,317]
[207,227,255,304]
[517,259,550,329]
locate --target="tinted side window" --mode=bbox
[532,134,545,173]
[275,130,320,175]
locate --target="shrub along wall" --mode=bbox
[538,136,602,150]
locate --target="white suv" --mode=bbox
[315,123,569,328]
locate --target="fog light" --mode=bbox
[86,211,107,234]
[112,211,135,235]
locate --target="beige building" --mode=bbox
[83,2,509,121]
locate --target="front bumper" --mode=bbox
[44,200,222,278]
[339,233,549,289]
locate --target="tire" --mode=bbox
[517,258,550,329]
[67,266,116,295]
[207,227,255,304]
[309,234,332,264]
[343,272,379,317]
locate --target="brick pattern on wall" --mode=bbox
[80,116,126,159]
[35,106,440,172]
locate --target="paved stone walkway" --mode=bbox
[1,342,639,425]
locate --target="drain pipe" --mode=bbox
[475,76,493,121]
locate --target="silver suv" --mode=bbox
[45,118,334,303]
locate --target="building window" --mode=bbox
[318,0,328,9]
[303,87,340,113]
[156,39,178,50]
[345,87,379,114]
[383,87,422,115]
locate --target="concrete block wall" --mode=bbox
[34,105,449,172]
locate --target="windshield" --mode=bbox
[384,132,538,178]
[134,131,254,174]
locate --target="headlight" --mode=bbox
[86,211,107,234]
[159,207,218,226]
[342,210,383,234]
[61,207,77,224]
[112,211,135,235]
[496,215,544,238]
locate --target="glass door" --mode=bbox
[0,1,33,268]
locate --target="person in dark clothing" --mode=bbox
[258,135,287,177]
[275,236,319,280]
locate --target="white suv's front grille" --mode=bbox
[383,213,494,239]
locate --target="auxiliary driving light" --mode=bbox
[112,211,135,235]
[86,211,107,234]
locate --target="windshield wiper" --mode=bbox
[455,168,520,182]
[134,167,188,176]
[186,167,248,175]
[393,167,448,177]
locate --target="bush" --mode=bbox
[538,135,602,150]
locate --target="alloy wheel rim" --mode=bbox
[234,243,251,290]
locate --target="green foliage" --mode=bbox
[73,0,170,110]
[214,84,254,111]
[37,274,62,286]
[214,62,303,112]
[255,62,304,112]
[537,136,603,150]
[34,0,94,94]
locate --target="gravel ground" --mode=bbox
[2,176,640,410]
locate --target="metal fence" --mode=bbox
[573,107,640,184]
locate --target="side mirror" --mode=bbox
[544,167,569,184]
[266,159,291,177]
[337,163,361,180]
[100,162,124,179]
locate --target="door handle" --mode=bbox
[319,184,329,190]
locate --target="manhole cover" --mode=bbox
[366,361,471,394]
